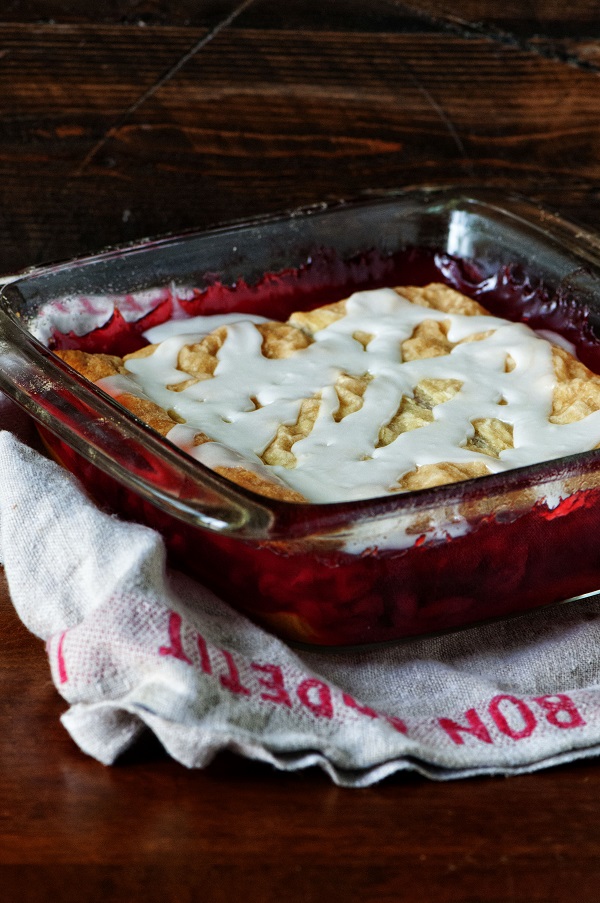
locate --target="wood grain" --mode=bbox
[3,3,600,900]
[0,9,599,273]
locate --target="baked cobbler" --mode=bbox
[55,283,600,503]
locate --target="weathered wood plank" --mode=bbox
[1,24,600,271]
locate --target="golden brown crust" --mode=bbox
[550,345,600,424]
[261,395,321,468]
[256,321,313,358]
[124,343,158,361]
[394,283,489,316]
[333,372,372,422]
[174,329,225,380]
[401,319,454,361]
[463,418,514,459]
[288,299,348,334]
[396,461,492,491]
[213,466,306,503]
[53,284,600,502]
[116,393,182,437]
[55,349,126,381]
[376,378,464,448]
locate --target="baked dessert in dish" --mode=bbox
[54,282,600,505]
[9,191,600,647]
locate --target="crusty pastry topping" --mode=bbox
[55,284,600,503]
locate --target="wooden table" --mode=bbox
[2,2,600,899]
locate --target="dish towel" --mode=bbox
[1,395,600,786]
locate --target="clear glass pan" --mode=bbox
[2,186,600,646]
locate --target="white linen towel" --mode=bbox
[1,394,599,786]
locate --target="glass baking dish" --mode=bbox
[3,186,600,647]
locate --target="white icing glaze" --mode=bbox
[143,312,271,343]
[96,288,600,503]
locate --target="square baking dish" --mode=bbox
[3,186,600,647]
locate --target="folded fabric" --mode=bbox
[1,394,600,786]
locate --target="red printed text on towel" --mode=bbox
[157,611,588,745]
[158,611,407,733]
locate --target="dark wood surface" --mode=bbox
[3,2,600,899]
